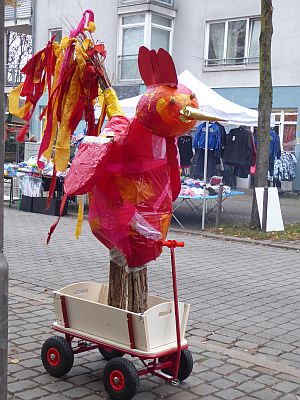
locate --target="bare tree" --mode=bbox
[7,30,32,65]
[250,0,273,228]
[6,31,32,86]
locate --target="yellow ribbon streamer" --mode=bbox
[8,84,32,119]
[104,88,125,120]
[75,196,84,239]
[54,65,81,172]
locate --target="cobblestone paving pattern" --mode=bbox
[4,208,300,399]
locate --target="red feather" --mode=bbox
[138,46,178,87]
[138,46,155,86]
[157,48,178,87]
[150,49,162,85]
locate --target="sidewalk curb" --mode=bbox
[169,227,300,252]
[67,210,300,252]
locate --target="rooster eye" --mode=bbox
[190,93,196,100]
[170,97,176,104]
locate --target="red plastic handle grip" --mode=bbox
[160,240,185,248]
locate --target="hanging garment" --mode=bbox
[269,129,281,176]
[193,122,223,155]
[223,126,254,167]
[273,152,297,181]
[215,122,227,156]
[191,122,225,179]
[177,134,193,167]
[190,150,201,179]
[190,149,220,180]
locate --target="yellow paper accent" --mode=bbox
[90,217,101,231]
[8,84,32,119]
[82,38,91,51]
[116,177,154,204]
[54,65,81,172]
[87,21,96,33]
[104,88,125,120]
[98,90,105,108]
[75,196,84,239]
[75,42,88,71]
[160,213,171,239]
[60,37,75,50]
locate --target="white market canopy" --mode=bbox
[114,70,274,127]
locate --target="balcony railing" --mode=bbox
[117,54,141,81]
[204,57,260,68]
[119,0,174,7]
[5,0,32,21]
[5,64,25,87]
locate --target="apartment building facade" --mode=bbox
[14,0,300,188]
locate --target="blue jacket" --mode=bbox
[193,122,222,152]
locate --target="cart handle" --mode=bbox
[160,240,185,248]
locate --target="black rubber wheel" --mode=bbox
[160,349,193,382]
[103,357,139,400]
[41,335,74,377]
[99,347,125,361]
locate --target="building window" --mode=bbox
[118,12,173,81]
[205,17,260,67]
[49,28,62,44]
[273,110,298,152]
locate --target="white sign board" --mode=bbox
[255,187,284,232]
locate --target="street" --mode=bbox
[5,207,300,399]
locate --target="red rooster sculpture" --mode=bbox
[61,46,215,311]
[64,48,196,264]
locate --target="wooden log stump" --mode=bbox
[107,249,148,313]
[128,267,148,314]
[107,260,128,310]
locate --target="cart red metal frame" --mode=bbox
[42,239,192,399]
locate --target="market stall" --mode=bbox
[172,177,245,228]
[113,70,266,124]
[108,70,271,229]
[4,158,68,215]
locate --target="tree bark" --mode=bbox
[128,268,148,314]
[107,260,128,310]
[107,249,148,313]
[250,0,273,228]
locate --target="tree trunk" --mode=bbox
[128,268,148,314]
[107,260,128,310]
[107,249,148,313]
[250,0,273,228]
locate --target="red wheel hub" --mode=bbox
[110,370,125,391]
[47,347,61,367]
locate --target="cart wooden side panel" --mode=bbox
[53,282,190,352]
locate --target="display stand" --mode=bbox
[19,175,68,216]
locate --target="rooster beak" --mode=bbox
[180,106,227,122]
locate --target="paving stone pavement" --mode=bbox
[4,207,300,399]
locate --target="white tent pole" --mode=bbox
[201,121,209,230]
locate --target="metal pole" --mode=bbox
[0,1,9,398]
[170,246,181,383]
[201,121,209,231]
[215,182,224,228]
[262,186,268,232]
